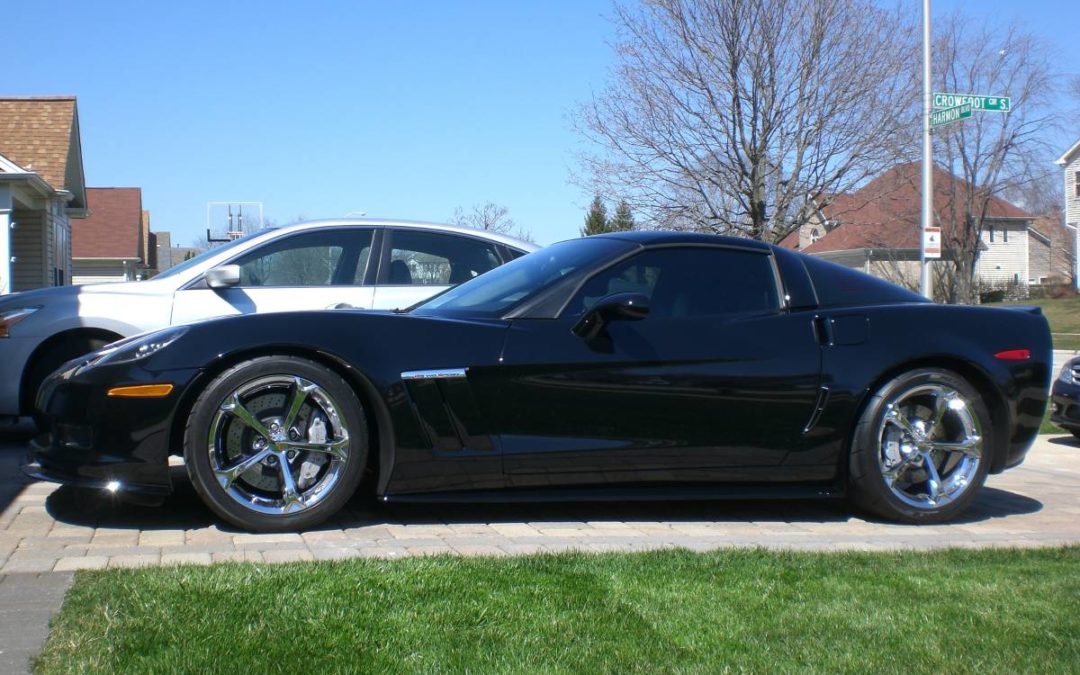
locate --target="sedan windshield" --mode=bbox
[153,228,277,280]
[411,237,634,318]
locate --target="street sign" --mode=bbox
[932,93,1011,112]
[931,103,972,128]
[923,226,942,259]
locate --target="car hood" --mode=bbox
[0,279,175,309]
[147,308,511,377]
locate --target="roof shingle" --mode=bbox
[74,188,144,260]
[805,163,1032,254]
[0,97,82,195]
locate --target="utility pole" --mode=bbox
[920,0,933,300]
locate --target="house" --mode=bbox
[0,96,88,294]
[780,163,1055,290]
[72,187,145,284]
[152,230,174,272]
[1058,138,1080,229]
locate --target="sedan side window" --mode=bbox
[233,229,373,287]
[567,247,779,318]
[383,230,501,286]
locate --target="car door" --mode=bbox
[370,229,505,310]
[170,228,377,325]
[493,245,823,487]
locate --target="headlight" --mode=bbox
[0,306,42,338]
[1059,363,1076,385]
[82,326,189,370]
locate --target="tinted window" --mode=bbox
[801,255,925,307]
[233,229,373,287]
[384,230,500,286]
[567,247,779,318]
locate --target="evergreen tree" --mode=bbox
[581,194,609,236]
[611,200,635,231]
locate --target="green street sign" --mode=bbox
[931,103,973,128]
[933,93,1011,112]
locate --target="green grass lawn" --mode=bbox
[995,296,1080,350]
[35,548,1080,674]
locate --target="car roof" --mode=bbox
[586,230,773,251]
[275,218,540,252]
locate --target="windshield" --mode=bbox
[411,237,634,318]
[153,229,277,280]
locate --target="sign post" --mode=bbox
[920,0,932,300]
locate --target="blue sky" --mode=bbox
[5,0,1077,247]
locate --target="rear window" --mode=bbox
[802,256,925,308]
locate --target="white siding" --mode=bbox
[975,220,1029,285]
[72,259,132,285]
[1066,156,1080,227]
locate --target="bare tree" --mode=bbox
[933,15,1059,303]
[574,0,918,243]
[450,202,534,242]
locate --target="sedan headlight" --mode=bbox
[1059,363,1076,385]
[82,326,189,370]
[0,306,42,338]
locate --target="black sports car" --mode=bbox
[27,232,1051,531]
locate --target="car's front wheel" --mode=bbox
[849,368,990,523]
[184,356,368,532]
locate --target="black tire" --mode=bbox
[25,335,111,429]
[184,356,368,532]
[849,368,991,524]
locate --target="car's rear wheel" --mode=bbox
[849,368,990,523]
[184,356,368,532]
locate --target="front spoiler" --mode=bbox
[24,436,173,497]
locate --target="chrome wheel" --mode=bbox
[876,383,982,510]
[207,375,351,515]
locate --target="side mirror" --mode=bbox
[205,265,241,289]
[572,292,650,340]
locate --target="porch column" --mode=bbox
[0,185,12,295]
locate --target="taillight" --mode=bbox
[994,349,1031,361]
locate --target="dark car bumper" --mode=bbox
[1051,377,1080,433]
[23,357,200,496]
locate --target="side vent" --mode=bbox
[802,386,830,434]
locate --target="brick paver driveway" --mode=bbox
[2,434,1079,573]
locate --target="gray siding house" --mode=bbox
[1057,139,1080,229]
[0,97,88,294]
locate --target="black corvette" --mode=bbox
[27,232,1051,531]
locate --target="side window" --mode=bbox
[233,229,373,287]
[567,247,779,318]
[383,230,501,286]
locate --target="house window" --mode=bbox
[1075,171,1080,198]
[989,225,995,242]
[1003,227,1008,243]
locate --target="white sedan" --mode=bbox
[0,218,537,423]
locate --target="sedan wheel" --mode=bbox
[850,369,990,523]
[185,357,367,532]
